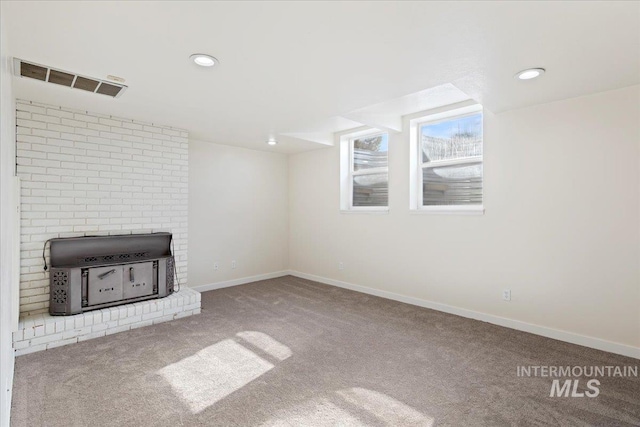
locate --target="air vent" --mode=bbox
[48,69,75,87]
[96,82,124,97]
[74,76,100,92]
[51,271,69,305]
[20,62,47,81]
[13,58,127,98]
[78,252,150,265]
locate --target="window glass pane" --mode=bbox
[353,134,388,171]
[423,163,482,206]
[421,113,482,163]
[353,173,388,207]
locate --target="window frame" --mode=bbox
[409,104,484,215]
[340,128,390,213]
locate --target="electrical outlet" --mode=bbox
[213,262,219,271]
[231,260,237,269]
[502,289,511,301]
[338,261,344,270]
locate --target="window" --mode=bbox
[409,104,483,213]
[340,129,389,211]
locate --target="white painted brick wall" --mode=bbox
[16,100,189,315]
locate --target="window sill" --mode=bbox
[410,205,484,215]
[340,209,389,215]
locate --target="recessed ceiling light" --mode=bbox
[515,68,545,80]
[190,54,218,67]
[267,138,278,146]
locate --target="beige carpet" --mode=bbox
[11,276,640,426]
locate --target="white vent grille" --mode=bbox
[13,58,127,98]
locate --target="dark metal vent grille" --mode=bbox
[52,271,69,304]
[53,271,68,286]
[79,252,150,265]
[13,58,127,98]
[167,257,175,293]
[52,288,67,304]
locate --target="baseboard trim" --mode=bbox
[287,270,640,360]
[192,271,290,293]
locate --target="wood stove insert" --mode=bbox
[47,233,176,316]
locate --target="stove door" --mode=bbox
[88,266,124,306]
[123,261,155,300]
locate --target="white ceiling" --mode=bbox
[4,1,639,153]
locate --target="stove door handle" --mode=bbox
[129,267,134,283]
[98,269,116,280]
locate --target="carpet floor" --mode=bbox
[11,275,640,426]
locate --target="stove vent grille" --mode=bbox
[78,252,150,266]
[51,271,69,305]
[13,58,127,98]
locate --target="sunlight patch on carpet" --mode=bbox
[236,331,292,361]
[337,387,435,426]
[158,339,274,413]
[259,398,369,427]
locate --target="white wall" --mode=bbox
[0,1,18,423]
[289,85,640,352]
[188,140,288,288]
[16,101,189,315]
